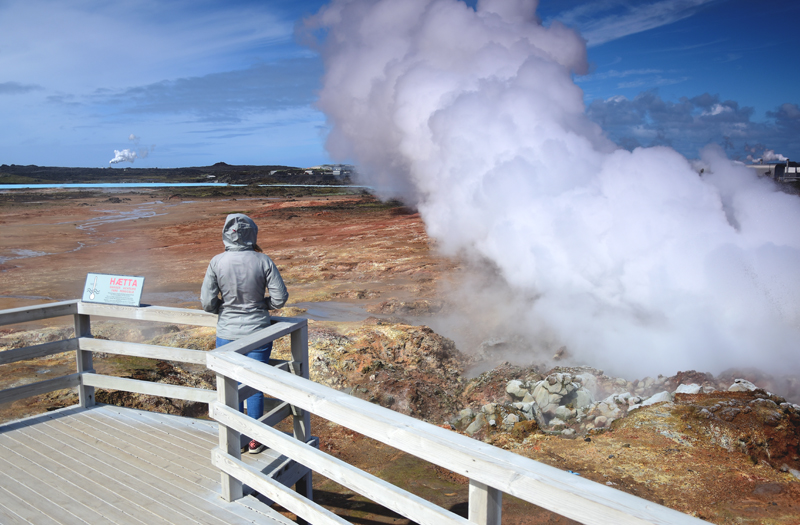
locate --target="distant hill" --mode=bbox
[0,163,352,186]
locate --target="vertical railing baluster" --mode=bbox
[468,480,502,525]
[290,321,312,518]
[73,313,94,407]
[217,373,243,501]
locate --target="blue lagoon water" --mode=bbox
[0,183,244,189]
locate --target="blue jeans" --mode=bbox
[215,337,273,420]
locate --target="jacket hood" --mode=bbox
[222,213,258,251]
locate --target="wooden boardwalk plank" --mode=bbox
[94,405,294,481]
[0,406,291,524]
[0,432,164,524]
[99,405,218,447]
[66,413,219,488]
[77,408,288,486]
[71,408,298,520]
[0,406,86,434]
[0,501,30,525]
[0,468,79,525]
[0,454,111,525]
[3,427,178,525]
[0,443,137,525]
[96,405,293,476]
[38,418,244,525]
[46,408,287,524]
[74,410,220,482]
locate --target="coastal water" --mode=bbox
[0,183,371,189]
[0,183,243,189]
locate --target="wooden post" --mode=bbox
[290,323,312,514]
[217,373,243,502]
[468,480,502,525]
[73,313,94,407]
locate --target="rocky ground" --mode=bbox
[1,188,799,523]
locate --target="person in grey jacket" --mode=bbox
[201,213,288,454]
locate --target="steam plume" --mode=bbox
[746,146,788,164]
[109,134,154,164]
[309,0,800,378]
[109,149,137,164]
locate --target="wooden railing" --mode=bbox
[0,300,707,525]
[0,300,216,408]
[208,350,707,525]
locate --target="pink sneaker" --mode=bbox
[248,439,266,454]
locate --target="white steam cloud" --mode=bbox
[746,147,788,164]
[310,0,800,378]
[109,134,155,164]
[109,148,137,164]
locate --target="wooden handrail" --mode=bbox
[78,338,208,365]
[0,299,79,325]
[0,338,79,366]
[76,302,218,327]
[0,373,82,405]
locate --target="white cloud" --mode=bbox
[552,0,719,47]
[586,90,797,160]
[0,0,295,92]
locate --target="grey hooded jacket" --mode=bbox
[201,214,288,340]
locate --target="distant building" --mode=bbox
[773,160,798,182]
[747,160,798,182]
[745,164,774,178]
[305,164,356,179]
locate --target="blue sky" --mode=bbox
[0,0,797,169]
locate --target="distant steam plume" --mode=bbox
[109,134,155,164]
[745,145,788,163]
[109,149,137,164]
[309,0,800,378]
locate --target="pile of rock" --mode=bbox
[450,369,793,438]
[451,403,533,435]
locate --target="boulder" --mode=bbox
[675,383,701,394]
[576,373,598,394]
[554,406,573,421]
[465,413,487,436]
[512,402,535,421]
[506,380,529,399]
[532,383,559,415]
[482,403,497,415]
[642,391,673,406]
[450,408,474,428]
[573,388,594,410]
[521,392,536,404]
[595,401,621,420]
[728,379,757,392]
[543,373,577,396]
[532,373,579,416]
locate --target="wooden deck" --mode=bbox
[0,404,294,525]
